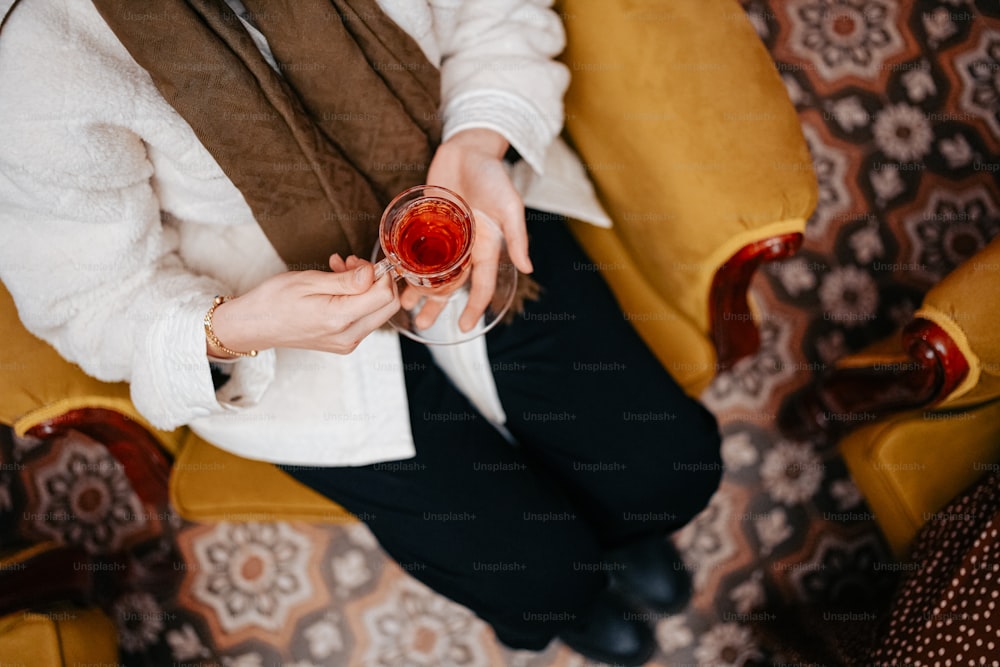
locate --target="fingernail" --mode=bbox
[354,266,368,284]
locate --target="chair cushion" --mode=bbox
[839,397,1000,557]
[0,606,118,665]
[170,430,354,523]
[557,0,816,332]
[568,219,717,395]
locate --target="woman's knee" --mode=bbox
[660,400,723,524]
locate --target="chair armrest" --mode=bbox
[779,237,1000,438]
[919,234,1000,407]
[25,408,172,509]
[778,319,970,438]
[556,0,818,332]
[710,232,803,368]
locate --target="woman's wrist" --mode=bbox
[445,128,510,160]
[205,296,261,359]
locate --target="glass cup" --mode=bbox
[373,185,474,295]
[372,185,517,345]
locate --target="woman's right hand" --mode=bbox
[208,254,400,357]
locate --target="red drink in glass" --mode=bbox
[390,198,472,287]
[377,186,474,292]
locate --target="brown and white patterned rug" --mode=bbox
[2,1,999,665]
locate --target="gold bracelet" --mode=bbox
[204,295,258,358]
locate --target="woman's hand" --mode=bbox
[208,254,399,357]
[405,128,533,332]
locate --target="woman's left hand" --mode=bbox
[404,128,533,332]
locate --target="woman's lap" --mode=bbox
[278,213,722,646]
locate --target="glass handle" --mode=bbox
[373,257,397,281]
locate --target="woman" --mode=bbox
[0,0,722,663]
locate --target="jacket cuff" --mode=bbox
[129,293,275,429]
[442,89,559,176]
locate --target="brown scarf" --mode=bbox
[91,0,442,271]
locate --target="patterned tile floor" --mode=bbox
[3,1,1000,665]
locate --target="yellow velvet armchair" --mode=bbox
[782,236,1000,557]
[1,0,815,534]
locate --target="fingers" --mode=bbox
[476,204,532,277]
[398,285,453,331]
[459,255,498,332]
[318,271,397,337]
[399,284,422,311]
[337,281,402,346]
[498,201,533,274]
[413,293,449,330]
[460,218,502,331]
[328,253,346,272]
[305,255,375,296]
[242,254,398,355]
[315,284,400,355]
[307,256,397,332]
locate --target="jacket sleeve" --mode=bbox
[0,0,275,430]
[429,0,570,174]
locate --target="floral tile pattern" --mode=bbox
[799,0,907,85]
[177,521,333,652]
[17,433,156,554]
[954,27,1000,138]
[347,572,505,667]
[2,2,999,666]
[900,179,1000,282]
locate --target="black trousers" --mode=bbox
[280,214,722,649]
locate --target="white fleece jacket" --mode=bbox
[0,0,609,466]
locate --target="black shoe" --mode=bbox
[558,588,655,666]
[606,536,692,615]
